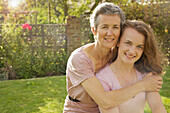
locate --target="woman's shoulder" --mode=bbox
[96,65,112,77]
[70,43,94,58]
[95,65,116,91]
[68,43,94,67]
[136,69,148,79]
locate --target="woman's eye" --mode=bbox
[113,27,119,29]
[125,42,131,45]
[102,26,108,29]
[137,46,143,49]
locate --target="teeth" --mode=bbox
[104,38,114,41]
[125,53,135,58]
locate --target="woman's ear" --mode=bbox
[117,43,120,47]
[91,27,97,36]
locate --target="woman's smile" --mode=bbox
[125,52,136,59]
[104,37,115,42]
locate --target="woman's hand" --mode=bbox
[141,73,163,92]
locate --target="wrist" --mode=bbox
[136,81,145,92]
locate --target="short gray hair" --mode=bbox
[90,2,126,30]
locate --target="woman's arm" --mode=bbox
[81,73,163,109]
[146,92,167,113]
[99,106,119,113]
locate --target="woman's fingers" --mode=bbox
[141,74,164,92]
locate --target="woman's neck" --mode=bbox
[83,42,112,72]
[110,59,135,74]
[110,59,138,88]
[92,42,111,60]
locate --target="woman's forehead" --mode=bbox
[121,28,145,44]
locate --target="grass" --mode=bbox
[0,76,66,113]
[0,66,169,113]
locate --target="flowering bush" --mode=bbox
[0,24,33,79]
[0,23,68,79]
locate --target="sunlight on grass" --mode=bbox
[0,76,66,113]
[36,98,64,113]
[162,96,170,113]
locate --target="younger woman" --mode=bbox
[96,20,167,113]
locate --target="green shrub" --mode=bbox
[0,24,68,79]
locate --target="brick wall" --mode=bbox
[66,16,82,55]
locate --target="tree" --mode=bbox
[25,0,91,24]
[0,0,8,12]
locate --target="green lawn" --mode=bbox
[0,76,66,113]
[0,66,169,113]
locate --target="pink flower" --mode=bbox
[27,26,32,30]
[22,24,28,29]
[22,23,32,30]
[25,23,29,26]
[27,38,31,41]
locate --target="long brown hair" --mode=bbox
[117,20,163,74]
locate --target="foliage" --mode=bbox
[0,67,169,112]
[1,24,24,79]
[0,72,6,81]
[0,24,68,79]
[0,0,8,12]
[24,0,93,24]
[68,0,91,17]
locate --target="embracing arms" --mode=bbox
[81,73,163,109]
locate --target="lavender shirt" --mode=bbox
[96,65,146,113]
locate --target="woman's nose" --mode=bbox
[129,46,136,53]
[107,28,113,36]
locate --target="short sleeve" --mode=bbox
[67,49,94,87]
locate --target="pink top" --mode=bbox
[63,44,100,113]
[96,65,146,113]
